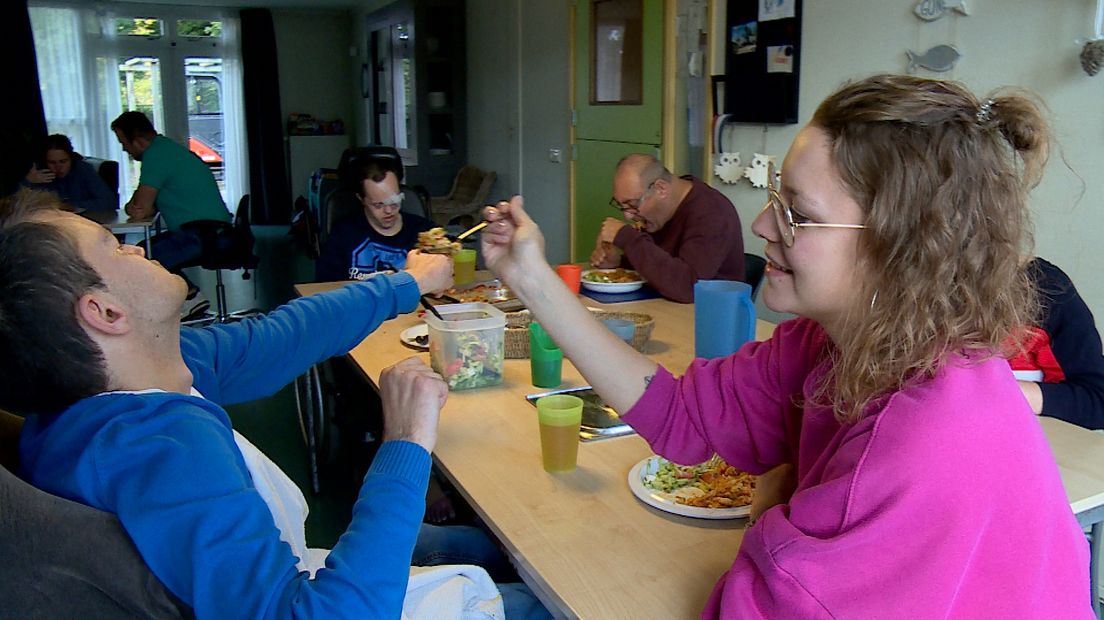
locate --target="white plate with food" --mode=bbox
[628,455,753,520]
[400,323,429,350]
[581,269,645,294]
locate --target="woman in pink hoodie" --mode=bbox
[481,74,1092,618]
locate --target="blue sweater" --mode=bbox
[20,273,428,619]
[24,158,117,213]
[315,211,436,282]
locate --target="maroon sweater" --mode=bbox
[614,176,745,302]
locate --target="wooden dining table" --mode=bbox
[294,279,1104,619]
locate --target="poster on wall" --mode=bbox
[759,0,796,22]
[766,45,794,73]
[722,0,802,124]
[731,21,757,55]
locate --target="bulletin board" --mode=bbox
[722,0,802,124]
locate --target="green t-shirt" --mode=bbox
[139,135,230,231]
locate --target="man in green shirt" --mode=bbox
[110,111,230,278]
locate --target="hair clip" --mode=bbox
[976,99,994,123]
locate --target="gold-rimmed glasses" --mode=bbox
[766,161,866,247]
[608,180,656,213]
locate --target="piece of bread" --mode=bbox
[417,227,462,255]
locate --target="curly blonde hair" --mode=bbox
[809,74,1046,421]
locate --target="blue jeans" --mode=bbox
[413,524,553,619]
[150,229,203,273]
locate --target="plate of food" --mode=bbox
[445,280,524,312]
[399,323,429,350]
[628,455,754,520]
[581,268,645,294]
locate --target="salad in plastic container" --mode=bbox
[423,302,506,390]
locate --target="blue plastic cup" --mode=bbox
[693,280,756,359]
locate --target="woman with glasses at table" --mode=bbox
[481,74,1092,618]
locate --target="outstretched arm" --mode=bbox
[482,197,657,414]
[184,252,452,405]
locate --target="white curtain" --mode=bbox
[219,18,249,215]
[29,4,118,163]
[29,1,248,213]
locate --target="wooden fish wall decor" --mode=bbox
[914,0,970,22]
[906,44,961,73]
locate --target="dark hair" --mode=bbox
[339,148,404,193]
[43,134,75,157]
[0,220,109,415]
[110,111,157,142]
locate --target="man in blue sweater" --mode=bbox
[0,189,497,618]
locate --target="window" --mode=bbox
[367,17,417,164]
[591,0,644,105]
[116,17,164,38]
[30,3,247,210]
[177,19,222,38]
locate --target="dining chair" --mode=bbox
[429,165,496,228]
[0,410,192,618]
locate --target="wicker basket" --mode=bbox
[505,308,655,358]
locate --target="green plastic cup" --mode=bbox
[529,322,562,388]
[535,394,582,472]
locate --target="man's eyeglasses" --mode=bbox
[608,180,656,213]
[766,161,866,247]
[366,193,405,211]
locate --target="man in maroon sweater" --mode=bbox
[590,154,745,302]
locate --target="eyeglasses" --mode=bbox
[766,161,866,247]
[366,192,405,211]
[608,180,656,213]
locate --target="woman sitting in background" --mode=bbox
[24,134,116,214]
[481,74,1092,617]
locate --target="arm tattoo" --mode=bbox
[643,374,654,387]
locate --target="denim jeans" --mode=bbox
[150,229,203,273]
[413,524,553,619]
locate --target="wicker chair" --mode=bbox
[430,165,496,227]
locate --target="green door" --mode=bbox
[572,0,664,261]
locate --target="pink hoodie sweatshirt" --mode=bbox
[623,317,1092,619]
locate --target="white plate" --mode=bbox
[627,456,750,520]
[400,323,429,350]
[581,270,645,294]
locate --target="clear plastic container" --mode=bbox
[423,302,506,390]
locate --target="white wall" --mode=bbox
[712,0,1104,324]
[272,9,355,136]
[465,0,572,263]
[466,0,521,200]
